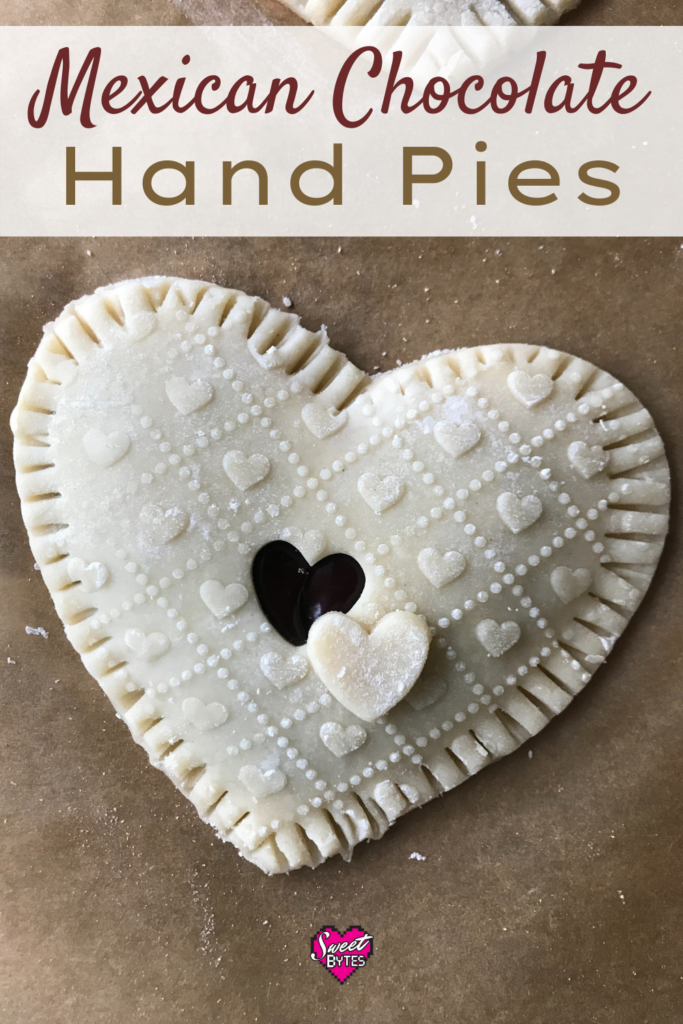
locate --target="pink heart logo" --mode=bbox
[310,926,373,983]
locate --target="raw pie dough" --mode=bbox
[12,277,669,874]
[277,0,582,101]
[280,0,580,29]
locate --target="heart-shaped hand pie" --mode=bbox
[12,277,670,875]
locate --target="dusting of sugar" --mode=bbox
[16,274,668,876]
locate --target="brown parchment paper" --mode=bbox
[2,235,682,1024]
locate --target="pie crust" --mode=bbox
[11,276,669,874]
[279,0,580,29]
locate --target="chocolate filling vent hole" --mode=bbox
[252,540,365,646]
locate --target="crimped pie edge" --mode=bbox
[11,275,670,874]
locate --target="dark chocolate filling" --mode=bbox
[252,540,365,646]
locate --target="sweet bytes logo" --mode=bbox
[310,926,373,983]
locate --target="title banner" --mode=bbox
[0,26,681,236]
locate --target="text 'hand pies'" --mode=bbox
[11,276,669,874]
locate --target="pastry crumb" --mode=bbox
[409,851,426,861]
[25,625,48,638]
[282,296,292,308]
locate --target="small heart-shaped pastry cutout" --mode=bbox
[222,450,270,491]
[82,428,130,467]
[307,611,431,722]
[13,277,669,875]
[165,376,214,415]
[551,567,593,604]
[239,764,287,799]
[496,492,543,533]
[417,548,467,588]
[507,370,553,408]
[67,557,109,592]
[568,441,610,479]
[301,402,348,439]
[476,619,521,658]
[182,697,228,731]
[319,721,367,757]
[433,421,481,458]
[357,473,404,514]
[199,580,248,618]
[139,503,188,544]
[259,650,309,688]
[124,628,170,662]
